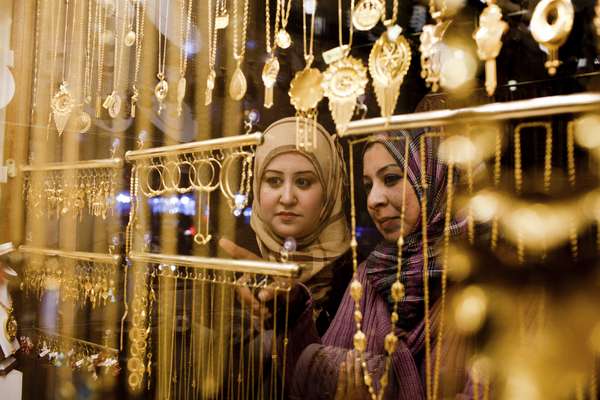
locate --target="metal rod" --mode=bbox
[19,245,121,264]
[125,132,264,161]
[341,92,600,137]
[20,158,123,172]
[128,251,301,278]
[32,328,118,354]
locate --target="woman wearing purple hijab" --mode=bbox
[282,129,470,400]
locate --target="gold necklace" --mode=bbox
[276,0,293,48]
[474,0,508,96]
[262,0,282,108]
[0,300,17,342]
[131,0,147,117]
[50,0,74,136]
[205,0,220,105]
[322,0,368,134]
[125,0,137,47]
[348,137,410,400]
[229,0,250,101]
[95,1,108,117]
[368,0,412,118]
[352,0,385,31]
[155,0,170,114]
[529,0,574,75]
[288,1,323,151]
[103,0,127,118]
[177,0,194,116]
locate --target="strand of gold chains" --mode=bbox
[490,128,502,250]
[262,0,282,108]
[566,121,579,259]
[155,0,170,114]
[348,137,410,400]
[205,0,220,105]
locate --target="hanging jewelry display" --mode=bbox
[276,0,293,48]
[34,329,119,377]
[19,246,121,309]
[21,158,122,220]
[103,0,127,118]
[229,0,250,101]
[125,132,262,246]
[130,0,146,117]
[289,0,323,150]
[473,0,508,96]
[95,0,108,117]
[322,0,368,134]
[419,0,451,92]
[155,0,170,114]
[352,0,385,31]
[529,0,574,75]
[262,0,282,108]
[125,251,298,398]
[50,0,75,135]
[177,0,194,115]
[368,0,412,118]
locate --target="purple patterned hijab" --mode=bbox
[364,129,464,332]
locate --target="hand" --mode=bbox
[218,238,271,318]
[334,350,371,400]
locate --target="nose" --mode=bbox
[367,182,387,210]
[279,181,297,206]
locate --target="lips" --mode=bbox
[276,211,300,222]
[376,216,400,231]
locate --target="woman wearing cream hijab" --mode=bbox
[220,117,352,333]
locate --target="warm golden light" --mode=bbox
[453,285,488,334]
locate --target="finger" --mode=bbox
[218,238,261,260]
[235,285,261,314]
[257,287,274,303]
[334,361,347,400]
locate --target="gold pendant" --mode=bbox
[352,0,384,31]
[289,67,324,113]
[276,29,292,49]
[262,56,280,108]
[529,0,573,75]
[215,12,229,29]
[419,20,451,92]
[322,56,368,133]
[131,85,139,118]
[5,312,17,342]
[369,25,412,117]
[51,81,74,135]
[205,69,216,106]
[177,77,186,116]
[103,91,122,118]
[154,78,169,113]
[474,3,507,96]
[229,63,247,101]
[77,111,92,133]
[125,30,137,47]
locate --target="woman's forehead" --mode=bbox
[265,151,316,171]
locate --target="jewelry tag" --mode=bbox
[322,45,349,65]
[386,24,403,41]
[215,13,229,30]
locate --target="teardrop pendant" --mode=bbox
[229,66,247,101]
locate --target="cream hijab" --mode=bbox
[250,117,350,304]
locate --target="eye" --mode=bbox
[362,180,372,194]
[383,174,402,187]
[264,176,283,187]
[295,176,313,189]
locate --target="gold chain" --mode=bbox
[302,0,317,63]
[491,128,502,250]
[232,0,249,60]
[180,0,194,76]
[157,0,170,80]
[566,121,579,259]
[265,0,282,52]
[280,0,293,32]
[95,3,107,116]
[131,0,146,117]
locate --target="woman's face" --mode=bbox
[362,143,421,242]
[258,152,324,240]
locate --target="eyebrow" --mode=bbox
[263,169,316,175]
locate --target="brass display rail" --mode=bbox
[128,251,301,278]
[125,132,264,161]
[340,92,600,137]
[21,158,124,172]
[19,245,121,264]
